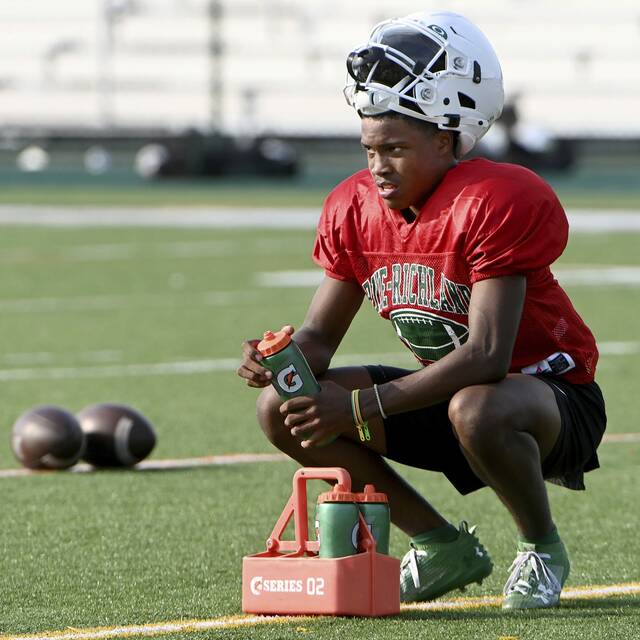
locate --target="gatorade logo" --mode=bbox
[351,522,373,549]
[250,576,263,595]
[276,363,303,393]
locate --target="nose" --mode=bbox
[369,151,392,177]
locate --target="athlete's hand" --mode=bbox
[237,325,294,388]
[279,380,353,448]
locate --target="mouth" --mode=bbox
[376,180,400,200]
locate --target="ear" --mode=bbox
[435,130,455,157]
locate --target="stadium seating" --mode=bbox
[0,0,639,137]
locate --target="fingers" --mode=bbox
[280,401,340,449]
[279,395,313,415]
[290,420,319,438]
[283,404,316,430]
[237,328,294,388]
[290,417,333,448]
[237,339,272,387]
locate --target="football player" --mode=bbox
[238,11,606,609]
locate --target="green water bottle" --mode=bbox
[315,485,359,558]
[356,484,390,555]
[257,330,321,400]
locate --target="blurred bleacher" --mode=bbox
[1,0,640,139]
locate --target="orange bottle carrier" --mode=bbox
[242,467,400,616]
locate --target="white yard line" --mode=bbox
[1,351,123,366]
[598,341,640,355]
[0,343,636,383]
[0,353,412,382]
[601,433,640,443]
[556,266,640,286]
[0,358,241,382]
[255,270,324,287]
[566,211,640,232]
[0,453,289,479]
[0,206,320,229]
[0,239,307,265]
[0,206,639,232]
[2,261,639,315]
[255,266,640,289]
[1,582,638,640]
[0,290,260,314]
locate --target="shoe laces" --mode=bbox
[503,550,561,597]
[401,521,480,589]
[401,548,428,588]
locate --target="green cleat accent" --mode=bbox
[502,539,570,610]
[400,521,493,603]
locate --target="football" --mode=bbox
[76,403,156,467]
[11,405,86,470]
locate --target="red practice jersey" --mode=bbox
[313,158,598,383]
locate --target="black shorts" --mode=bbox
[365,365,607,495]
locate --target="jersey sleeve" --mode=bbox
[464,183,568,283]
[312,192,357,282]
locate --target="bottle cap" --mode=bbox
[317,483,358,503]
[257,330,292,357]
[356,484,388,503]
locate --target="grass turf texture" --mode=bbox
[0,222,638,638]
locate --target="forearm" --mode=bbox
[291,276,364,377]
[358,275,524,420]
[359,341,509,420]
[292,326,336,376]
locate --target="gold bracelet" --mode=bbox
[350,389,360,425]
[351,389,371,442]
[353,388,363,423]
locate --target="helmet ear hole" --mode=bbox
[458,92,476,109]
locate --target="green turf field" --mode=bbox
[0,202,638,638]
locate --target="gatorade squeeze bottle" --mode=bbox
[315,484,359,558]
[356,484,390,554]
[257,330,321,399]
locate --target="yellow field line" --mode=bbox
[0,615,306,640]
[1,582,638,640]
[402,581,640,611]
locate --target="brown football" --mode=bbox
[76,403,156,467]
[11,405,85,470]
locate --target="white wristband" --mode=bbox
[373,384,388,420]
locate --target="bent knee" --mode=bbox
[256,386,290,447]
[448,385,521,448]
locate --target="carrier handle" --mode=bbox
[293,467,351,548]
[266,467,351,555]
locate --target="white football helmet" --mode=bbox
[344,11,504,157]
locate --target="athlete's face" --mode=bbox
[361,116,455,212]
